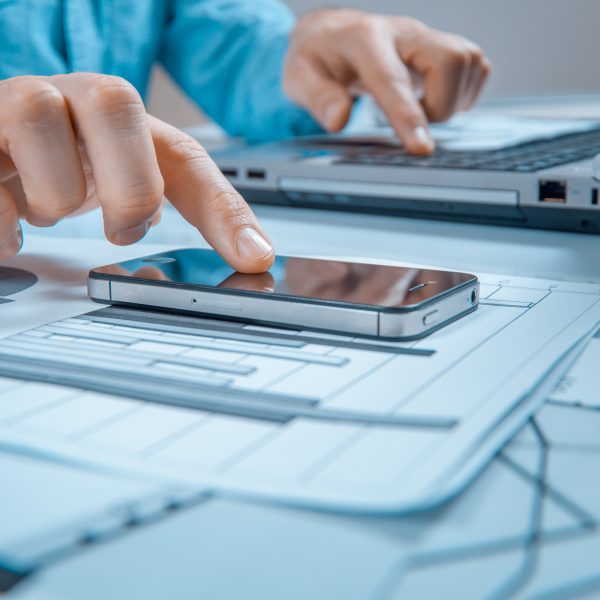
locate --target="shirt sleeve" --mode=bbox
[161,0,322,143]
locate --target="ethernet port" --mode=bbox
[538,180,567,204]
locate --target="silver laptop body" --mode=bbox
[212,115,600,233]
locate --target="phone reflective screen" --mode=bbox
[95,249,475,309]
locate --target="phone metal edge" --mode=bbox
[88,276,479,340]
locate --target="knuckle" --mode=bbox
[167,132,208,163]
[209,189,252,227]
[84,75,143,118]
[119,178,164,219]
[481,57,493,77]
[164,132,213,177]
[7,81,66,127]
[443,45,471,71]
[339,15,380,44]
[42,190,87,220]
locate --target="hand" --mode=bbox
[284,9,492,155]
[0,74,274,272]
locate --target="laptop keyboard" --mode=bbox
[334,127,600,172]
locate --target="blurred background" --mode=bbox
[148,0,600,128]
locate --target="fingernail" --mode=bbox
[413,126,435,152]
[112,221,150,245]
[0,223,23,257]
[236,227,273,262]
[16,222,23,252]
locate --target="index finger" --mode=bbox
[350,31,435,154]
[150,117,274,274]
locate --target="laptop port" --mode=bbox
[220,167,238,178]
[247,169,266,180]
[592,189,599,205]
[538,180,567,203]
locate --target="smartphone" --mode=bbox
[88,249,479,340]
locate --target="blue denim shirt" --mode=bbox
[0,0,321,142]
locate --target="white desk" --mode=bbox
[8,95,600,599]
[26,191,600,285]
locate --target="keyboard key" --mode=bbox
[335,127,600,172]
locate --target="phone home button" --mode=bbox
[422,310,440,326]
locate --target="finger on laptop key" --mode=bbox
[352,34,435,155]
[150,116,275,274]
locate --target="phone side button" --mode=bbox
[422,310,440,326]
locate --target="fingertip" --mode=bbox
[240,250,276,275]
[322,98,353,132]
[0,221,23,258]
[403,125,435,155]
[16,221,23,253]
[234,227,275,274]
[107,221,150,246]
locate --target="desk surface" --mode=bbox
[9,95,600,599]
[30,200,600,285]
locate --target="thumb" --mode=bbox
[284,57,354,132]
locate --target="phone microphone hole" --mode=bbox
[192,298,197,304]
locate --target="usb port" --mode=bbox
[220,167,238,178]
[538,180,567,203]
[247,169,266,180]
[592,189,599,205]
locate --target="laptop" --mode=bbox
[212,113,600,233]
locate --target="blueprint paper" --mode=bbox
[0,237,172,338]
[0,238,598,511]
[7,357,600,599]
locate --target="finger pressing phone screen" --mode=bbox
[96,249,474,308]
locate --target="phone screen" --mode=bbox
[94,249,475,309]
